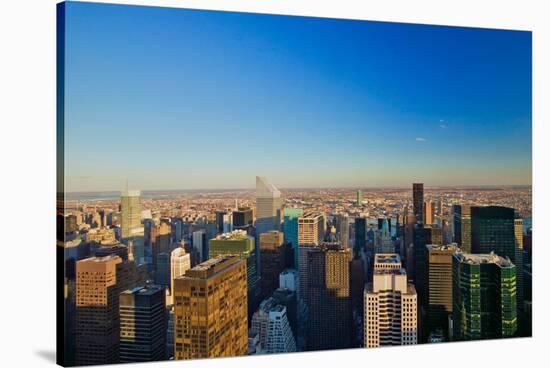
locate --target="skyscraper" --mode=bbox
[233,207,254,230]
[452,252,517,340]
[265,305,297,354]
[169,247,191,306]
[75,255,123,365]
[120,190,144,263]
[192,230,207,262]
[514,217,524,312]
[413,183,424,224]
[119,285,166,362]
[259,230,287,299]
[356,190,363,206]
[174,256,248,359]
[298,212,324,246]
[471,206,516,261]
[307,242,353,350]
[337,213,350,249]
[424,201,434,225]
[354,217,366,251]
[426,244,458,339]
[452,204,472,252]
[283,207,303,268]
[121,190,141,240]
[364,254,417,348]
[255,176,283,236]
[209,230,259,314]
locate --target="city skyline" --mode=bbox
[64,2,532,192]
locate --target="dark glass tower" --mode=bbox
[471,206,515,260]
[413,183,424,224]
[452,253,517,340]
[354,217,366,251]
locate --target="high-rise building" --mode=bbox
[255,176,283,236]
[307,242,353,350]
[452,204,472,252]
[233,207,254,230]
[174,256,248,359]
[452,252,517,340]
[356,190,363,206]
[514,217,524,312]
[121,190,145,263]
[426,244,458,338]
[152,221,171,268]
[413,225,432,302]
[209,230,259,313]
[155,252,170,287]
[283,207,303,268]
[215,210,233,234]
[298,212,324,246]
[250,297,296,353]
[471,206,516,262]
[121,190,141,240]
[364,254,417,348]
[375,218,393,254]
[259,231,287,299]
[75,255,123,365]
[337,214,350,249]
[119,285,166,363]
[424,201,434,225]
[169,247,191,306]
[354,217,366,251]
[192,230,207,262]
[413,183,424,224]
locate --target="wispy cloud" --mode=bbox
[439,124,447,129]
[415,137,427,142]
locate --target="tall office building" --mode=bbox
[375,218,393,254]
[259,231,287,299]
[75,255,123,365]
[192,230,207,262]
[209,230,259,313]
[152,221,171,268]
[255,176,283,236]
[452,252,517,340]
[169,247,191,306]
[452,204,472,252]
[337,214,350,249]
[215,210,233,234]
[250,297,296,353]
[174,256,248,359]
[119,285,166,363]
[298,212,324,246]
[307,242,353,350]
[424,201,434,225]
[121,190,141,239]
[283,207,303,268]
[155,252,170,287]
[354,217,366,251]
[413,183,424,224]
[413,225,432,302]
[514,217,524,311]
[364,254,417,348]
[356,190,363,206]
[471,206,516,261]
[121,190,145,263]
[233,207,254,229]
[426,244,458,339]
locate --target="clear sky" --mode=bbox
[63,1,532,192]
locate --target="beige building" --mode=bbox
[168,247,191,306]
[298,212,324,246]
[75,255,123,365]
[173,256,248,360]
[514,218,524,310]
[364,254,417,348]
[374,253,402,270]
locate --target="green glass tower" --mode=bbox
[452,252,517,341]
[209,230,258,295]
[283,208,303,269]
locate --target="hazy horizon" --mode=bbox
[64,3,532,192]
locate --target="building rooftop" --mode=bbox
[122,284,164,296]
[375,253,401,264]
[426,243,459,252]
[299,212,323,220]
[214,229,250,241]
[454,252,515,268]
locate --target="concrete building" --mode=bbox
[364,254,417,348]
[256,176,283,236]
[169,247,191,306]
[298,212,324,246]
[259,230,287,299]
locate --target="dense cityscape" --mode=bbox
[58,176,532,366]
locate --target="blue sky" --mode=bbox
[63,2,532,192]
